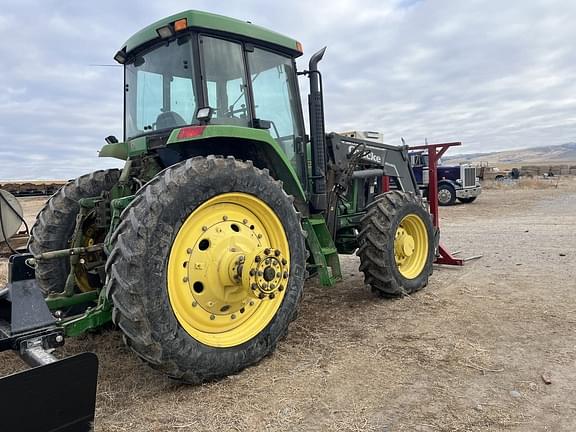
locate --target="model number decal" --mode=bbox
[347,144,382,164]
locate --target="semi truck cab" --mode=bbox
[410,151,482,205]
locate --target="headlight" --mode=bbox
[196,107,213,122]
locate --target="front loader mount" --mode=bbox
[0,254,98,432]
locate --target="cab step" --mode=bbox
[302,216,342,286]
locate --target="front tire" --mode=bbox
[357,191,434,297]
[457,196,477,204]
[437,183,456,206]
[105,156,306,383]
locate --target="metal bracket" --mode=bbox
[19,335,61,367]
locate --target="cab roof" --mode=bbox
[120,10,302,58]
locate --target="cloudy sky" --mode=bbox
[1,0,575,179]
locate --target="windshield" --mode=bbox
[125,37,197,140]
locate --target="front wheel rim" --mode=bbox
[394,214,429,279]
[167,193,290,348]
[438,188,452,205]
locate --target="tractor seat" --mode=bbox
[156,111,187,130]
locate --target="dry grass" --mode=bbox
[1,187,576,431]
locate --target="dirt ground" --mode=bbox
[1,179,575,431]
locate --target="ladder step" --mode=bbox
[308,218,325,225]
[321,247,338,256]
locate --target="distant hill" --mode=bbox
[443,142,576,166]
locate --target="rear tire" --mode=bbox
[437,183,456,206]
[357,191,434,297]
[105,156,306,383]
[28,170,120,294]
[457,196,477,204]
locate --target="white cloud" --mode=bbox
[0,0,576,179]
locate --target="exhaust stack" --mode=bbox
[308,47,328,211]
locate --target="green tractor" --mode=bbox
[0,9,436,428]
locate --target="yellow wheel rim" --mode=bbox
[394,214,428,279]
[75,218,101,293]
[167,193,290,348]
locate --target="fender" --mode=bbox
[438,179,458,189]
[100,125,307,205]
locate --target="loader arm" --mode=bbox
[327,133,420,195]
[322,133,423,252]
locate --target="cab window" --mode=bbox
[200,36,250,126]
[247,47,303,161]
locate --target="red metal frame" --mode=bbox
[409,142,464,266]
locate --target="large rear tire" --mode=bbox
[29,170,120,294]
[357,191,434,297]
[105,156,306,383]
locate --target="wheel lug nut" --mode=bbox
[243,219,248,224]
[249,301,254,306]
[258,293,266,299]
[275,250,281,257]
[264,248,271,255]
[257,234,262,239]
[223,215,228,221]
[255,256,261,263]
[251,283,258,290]
[250,269,256,276]
[210,314,215,320]
[231,314,236,320]
[281,258,287,265]
[258,271,263,276]
[270,284,275,289]
[187,248,192,254]
[278,285,284,292]
[183,277,188,283]
[202,226,208,231]
[283,272,288,279]
[269,293,275,299]
[192,301,197,307]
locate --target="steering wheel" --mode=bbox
[225,104,248,118]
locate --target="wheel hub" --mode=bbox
[395,227,415,262]
[393,214,429,279]
[183,219,269,319]
[242,248,288,300]
[439,189,451,204]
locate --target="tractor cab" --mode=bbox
[114,10,307,183]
